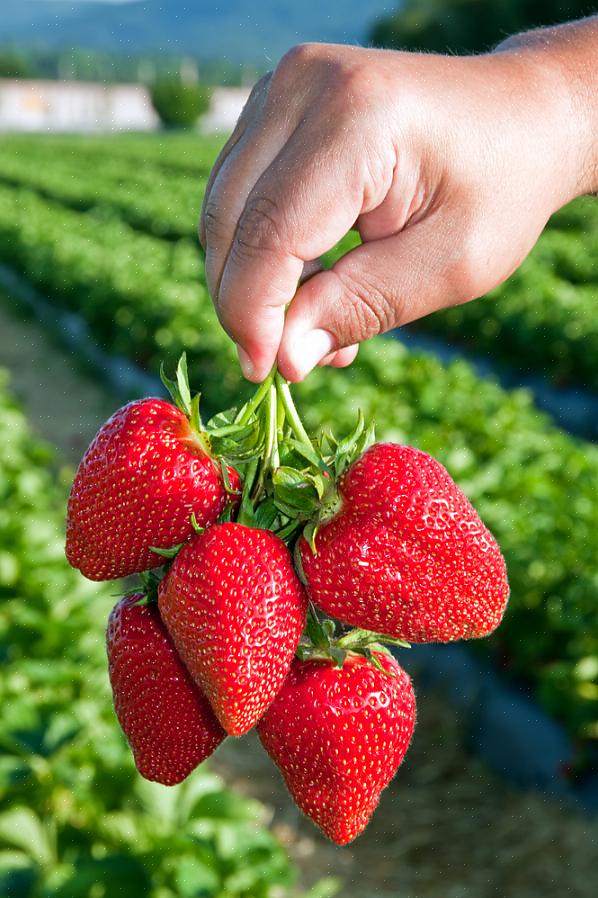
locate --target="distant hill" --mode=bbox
[0,1,398,65]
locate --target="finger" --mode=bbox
[329,345,359,368]
[278,210,467,381]
[201,90,296,308]
[199,73,271,249]
[216,125,367,381]
[317,345,358,368]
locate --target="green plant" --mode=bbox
[0,370,329,897]
[150,78,210,129]
[0,136,596,755]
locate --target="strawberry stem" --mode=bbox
[235,365,277,425]
[252,384,279,502]
[275,373,312,448]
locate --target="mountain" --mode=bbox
[0,1,398,65]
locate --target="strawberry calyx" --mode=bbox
[124,569,164,606]
[160,353,213,459]
[296,604,410,674]
[160,355,372,548]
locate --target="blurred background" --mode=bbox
[1,2,597,897]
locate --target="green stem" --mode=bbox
[275,373,312,447]
[251,383,278,502]
[235,365,277,425]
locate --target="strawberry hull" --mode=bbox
[158,523,308,736]
[300,443,509,643]
[66,398,239,580]
[107,595,225,786]
[257,653,416,844]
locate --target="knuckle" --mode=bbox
[201,198,223,242]
[336,268,396,339]
[244,71,272,109]
[276,43,319,78]
[232,195,283,261]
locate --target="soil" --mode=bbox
[1,293,597,898]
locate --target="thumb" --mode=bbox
[277,215,473,382]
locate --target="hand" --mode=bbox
[200,25,597,383]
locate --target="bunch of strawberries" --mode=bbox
[66,356,509,844]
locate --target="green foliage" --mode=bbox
[0,50,31,78]
[150,78,211,129]
[0,370,319,897]
[413,198,598,390]
[0,135,597,752]
[370,0,594,54]
[0,143,209,240]
[326,202,598,391]
[1,139,597,390]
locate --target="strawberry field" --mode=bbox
[1,133,598,896]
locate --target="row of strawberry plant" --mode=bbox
[0,132,224,177]
[329,197,598,391]
[3,135,598,391]
[0,184,596,752]
[0,145,206,240]
[0,361,328,898]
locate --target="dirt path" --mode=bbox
[1,291,597,898]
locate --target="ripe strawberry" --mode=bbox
[107,594,225,786]
[257,652,416,844]
[158,523,308,736]
[300,442,509,642]
[66,397,239,580]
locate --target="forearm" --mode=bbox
[495,16,598,198]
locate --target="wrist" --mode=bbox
[494,20,598,201]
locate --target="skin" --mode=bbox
[199,17,598,383]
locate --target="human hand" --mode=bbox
[200,26,597,383]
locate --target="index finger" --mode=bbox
[215,127,364,381]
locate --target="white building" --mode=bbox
[0,79,251,134]
[0,79,159,132]
[200,86,251,133]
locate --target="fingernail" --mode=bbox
[236,345,255,380]
[293,329,335,378]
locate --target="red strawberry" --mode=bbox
[158,523,307,736]
[300,443,509,642]
[66,398,239,580]
[107,594,225,785]
[257,652,416,844]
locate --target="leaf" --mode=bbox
[190,512,205,535]
[0,852,38,898]
[0,808,52,866]
[175,856,219,897]
[272,467,321,516]
[206,406,240,430]
[304,877,342,898]
[149,543,183,559]
[254,498,279,531]
[52,855,151,898]
[189,391,202,434]
[284,437,326,470]
[176,352,192,415]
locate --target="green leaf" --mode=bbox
[0,808,52,866]
[254,498,279,531]
[0,852,39,898]
[302,520,319,555]
[149,543,183,559]
[206,406,240,430]
[160,359,188,416]
[175,856,219,897]
[189,390,202,434]
[285,438,328,471]
[176,352,193,415]
[272,467,320,516]
[304,877,342,898]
